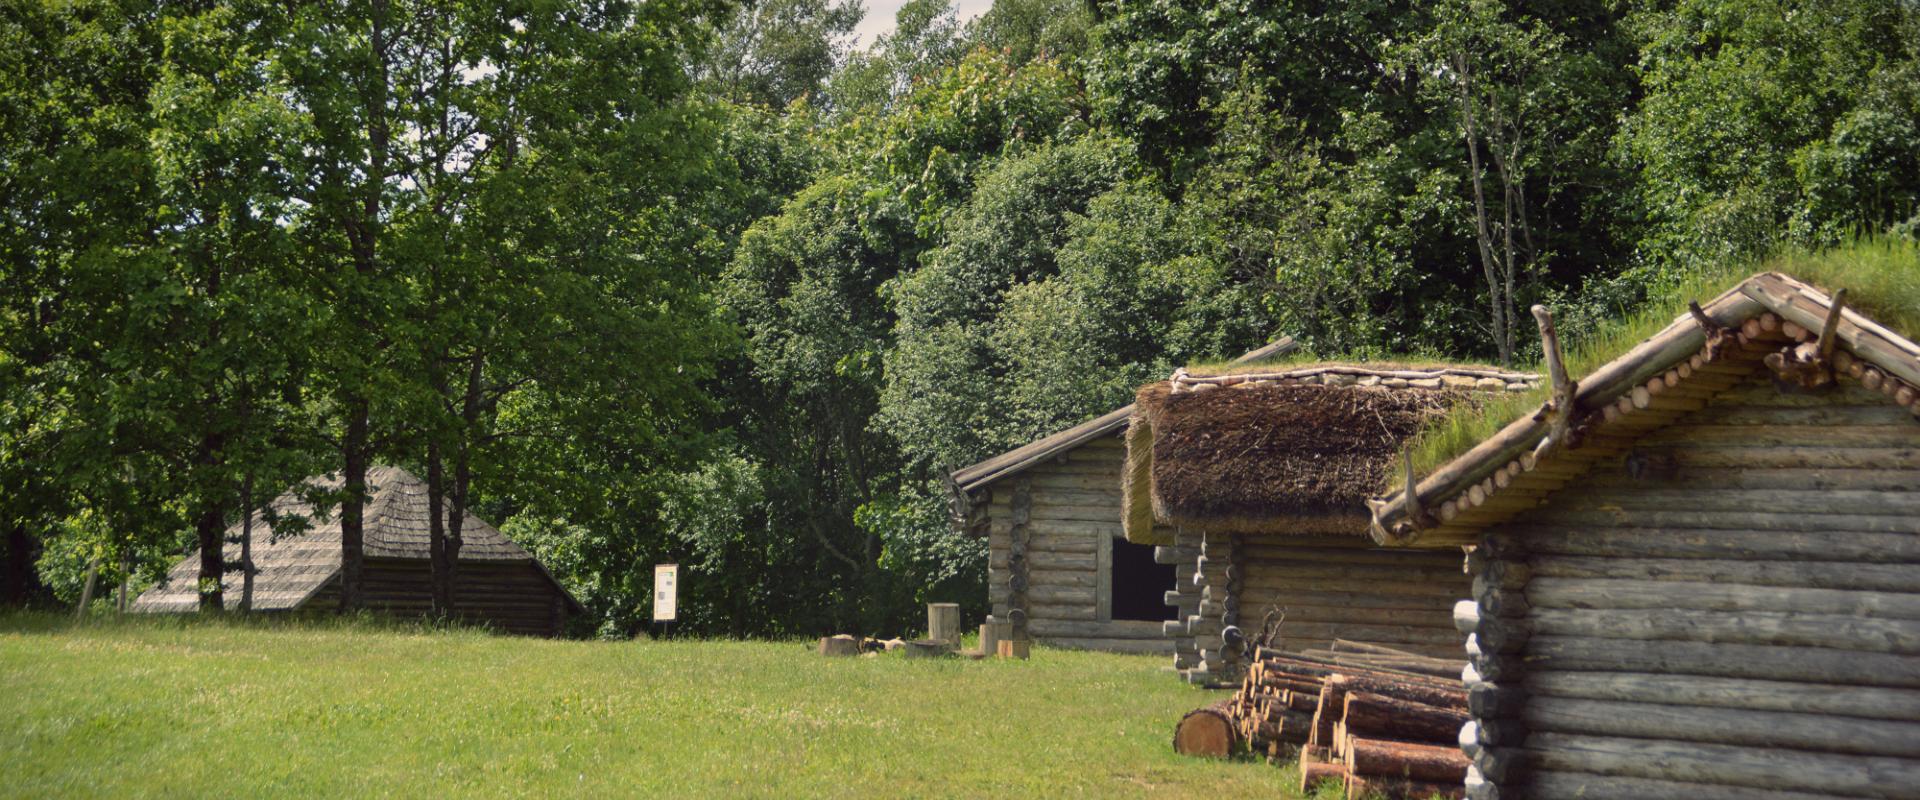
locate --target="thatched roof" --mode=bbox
[133,466,578,613]
[949,337,1300,497]
[1370,270,1920,548]
[1123,366,1538,543]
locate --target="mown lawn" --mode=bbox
[0,615,1305,798]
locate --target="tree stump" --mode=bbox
[928,602,961,648]
[817,634,860,657]
[904,639,950,659]
[997,638,1031,659]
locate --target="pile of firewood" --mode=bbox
[1174,642,1471,800]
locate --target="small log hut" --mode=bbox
[1369,272,1920,800]
[951,337,1299,653]
[1124,364,1539,682]
[134,466,582,636]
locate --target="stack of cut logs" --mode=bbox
[1174,643,1470,800]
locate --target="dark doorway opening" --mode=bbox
[1110,536,1178,621]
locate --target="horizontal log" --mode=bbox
[1527,577,1920,619]
[1347,736,1471,784]
[1345,691,1469,744]
[1637,423,1920,448]
[1525,770,1855,800]
[1520,695,1920,758]
[1638,444,1920,470]
[1027,568,1095,589]
[1506,526,1920,563]
[1242,563,1471,585]
[1237,589,1468,611]
[1529,555,1920,592]
[1578,467,1920,493]
[1241,576,1469,598]
[1683,404,1920,426]
[1521,670,1920,722]
[1021,472,1125,492]
[1521,731,1920,798]
[988,488,1117,508]
[990,519,1122,539]
[1028,619,1165,639]
[1036,636,1171,654]
[1545,486,1920,516]
[1272,622,1465,648]
[1524,636,1920,687]
[1528,606,1920,654]
[1026,601,1096,621]
[1239,545,1461,567]
[1245,604,1455,629]
[1344,774,1464,800]
[1517,507,1920,534]
[1026,550,1095,571]
[1027,584,1095,606]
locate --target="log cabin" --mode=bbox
[1124,364,1539,682]
[134,466,582,636]
[1368,272,1920,800]
[950,337,1299,654]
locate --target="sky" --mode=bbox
[851,0,996,49]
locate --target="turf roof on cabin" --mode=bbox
[1388,240,1920,486]
[1370,239,1920,546]
[1122,365,1538,543]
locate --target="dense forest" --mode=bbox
[2,0,1916,636]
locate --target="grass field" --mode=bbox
[0,614,1311,799]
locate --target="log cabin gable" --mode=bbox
[1372,272,1920,549]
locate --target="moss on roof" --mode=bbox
[1394,237,1920,484]
[1180,353,1509,378]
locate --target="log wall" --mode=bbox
[1461,369,1920,800]
[984,434,1176,654]
[306,558,570,636]
[1236,534,1467,659]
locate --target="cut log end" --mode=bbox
[1173,700,1239,758]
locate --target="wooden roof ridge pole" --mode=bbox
[1531,305,1579,453]
[1763,287,1848,389]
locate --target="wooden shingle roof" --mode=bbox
[133,466,548,612]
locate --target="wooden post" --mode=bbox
[1095,532,1113,622]
[927,602,961,649]
[1533,305,1578,452]
[980,619,1010,658]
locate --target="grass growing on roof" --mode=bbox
[1180,351,1512,378]
[0,613,1303,799]
[1394,237,1920,483]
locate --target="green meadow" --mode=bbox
[0,615,1317,799]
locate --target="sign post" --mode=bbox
[652,563,678,639]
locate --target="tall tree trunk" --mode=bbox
[195,431,227,612]
[446,352,484,616]
[427,441,450,617]
[1455,52,1513,366]
[239,476,254,612]
[339,401,369,613]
